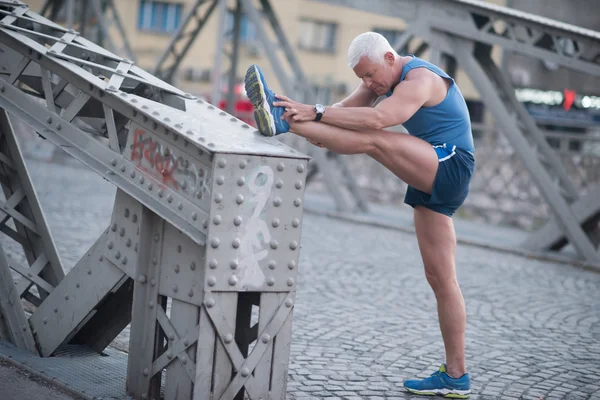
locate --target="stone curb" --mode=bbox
[303,206,600,274]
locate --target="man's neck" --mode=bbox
[394,55,410,79]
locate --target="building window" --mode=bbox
[373,28,405,48]
[138,1,183,34]
[298,19,337,53]
[225,12,257,44]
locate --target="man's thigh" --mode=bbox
[368,130,438,194]
[413,206,457,280]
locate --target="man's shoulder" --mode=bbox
[403,66,438,82]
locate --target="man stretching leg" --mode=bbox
[244,31,474,399]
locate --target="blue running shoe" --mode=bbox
[403,364,471,398]
[244,64,290,137]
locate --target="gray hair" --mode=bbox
[347,32,397,68]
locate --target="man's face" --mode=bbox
[353,52,394,95]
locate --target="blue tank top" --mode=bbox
[386,56,474,153]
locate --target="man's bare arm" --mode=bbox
[332,81,378,108]
[320,70,435,131]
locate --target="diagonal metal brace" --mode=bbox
[204,292,294,400]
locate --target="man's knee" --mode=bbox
[424,266,457,295]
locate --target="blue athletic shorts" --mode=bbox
[404,143,475,217]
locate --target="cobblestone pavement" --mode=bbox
[5,157,600,400]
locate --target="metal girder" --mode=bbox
[28,230,128,356]
[444,35,598,264]
[0,238,38,354]
[523,185,600,253]
[89,0,137,63]
[313,0,600,77]
[39,0,137,62]
[0,110,65,307]
[152,0,218,83]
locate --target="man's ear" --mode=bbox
[385,51,395,65]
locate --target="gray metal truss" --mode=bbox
[0,2,309,399]
[153,0,370,213]
[313,0,600,263]
[39,0,136,62]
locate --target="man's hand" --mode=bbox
[273,94,316,123]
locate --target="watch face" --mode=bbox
[316,104,325,113]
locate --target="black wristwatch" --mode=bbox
[314,104,325,121]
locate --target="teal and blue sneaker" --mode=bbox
[403,364,471,398]
[244,64,290,137]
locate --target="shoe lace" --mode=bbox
[428,370,442,380]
